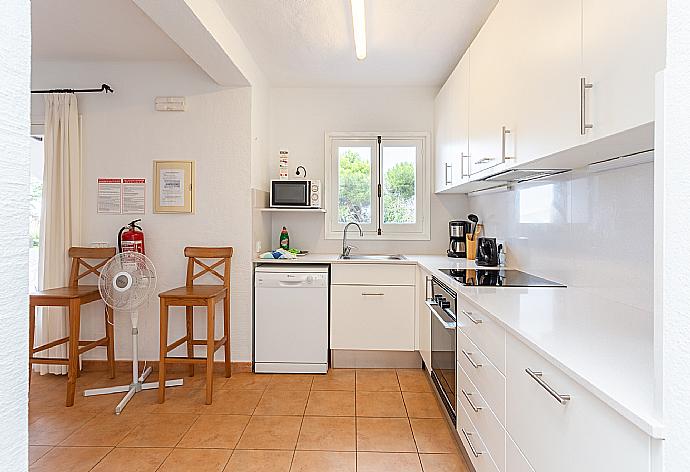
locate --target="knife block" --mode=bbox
[466,237,477,260]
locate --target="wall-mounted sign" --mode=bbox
[97,178,122,214]
[122,178,146,214]
[153,160,194,213]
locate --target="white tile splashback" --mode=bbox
[469,161,653,311]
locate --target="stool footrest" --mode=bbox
[30,357,69,365]
[163,356,208,365]
[78,337,108,354]
[33,336,70,354]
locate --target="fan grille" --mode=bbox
[99,252,157,310]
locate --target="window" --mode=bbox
[29,134,44,292]
[325,132,430,240]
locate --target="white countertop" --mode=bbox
[253,253,662,437]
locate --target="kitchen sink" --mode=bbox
[338,254,406,261]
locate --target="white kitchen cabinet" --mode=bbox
[506,435,534,472]
[506,334,651,472]
[331,263,415,286]
[417,270,431,370]
[434,52,469,192]
[457,297,506,375]
[581,0,666,142]
[457,399,502,472]
[511,0,583,164]
[468,0,516,175]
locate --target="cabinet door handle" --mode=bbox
[461,153,470,177]
[361,293,385,296]
[501,126,513,161]
[461,428,483,457]
[462,349,482,369]
[461,389,483,413]
[580,77,594,135]
[525,368,571,405]
[474,157,494,165]
[461,310,482,324]
[445,163,452,185]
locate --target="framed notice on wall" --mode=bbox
[153,160,194,213]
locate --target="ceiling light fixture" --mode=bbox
[350,0,367,60]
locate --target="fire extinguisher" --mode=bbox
[118,219,146,254]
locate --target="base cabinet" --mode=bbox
[506,435,534,472]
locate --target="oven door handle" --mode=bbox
[426,301,457,330]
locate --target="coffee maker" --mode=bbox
[447,220,471,258]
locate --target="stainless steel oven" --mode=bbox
[426,276,457,425]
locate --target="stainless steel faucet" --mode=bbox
[342,222,363,258]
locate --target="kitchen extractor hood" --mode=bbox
[483,168,570,183]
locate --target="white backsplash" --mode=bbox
[469,162,653,311]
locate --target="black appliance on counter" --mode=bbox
[438,268,565,287]
[475,237,499,266]
[426,277,458,424]
[447,220,471,258]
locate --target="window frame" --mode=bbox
[324,131,431,241]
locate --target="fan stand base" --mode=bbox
[83,366,184,415]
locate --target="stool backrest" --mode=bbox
[67,247,117,287]
[184,246,234,288]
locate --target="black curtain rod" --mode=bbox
[31,83,113,94]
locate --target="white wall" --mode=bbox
[469,162,654,312]
[32,60,254,362]
[662,0,690,469]
[266,87,469,254]
[0,0,29,469]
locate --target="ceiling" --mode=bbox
[31,0,189,62]
[219,0,497,87]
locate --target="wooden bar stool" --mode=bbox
[29,247,117,406]
[158,247,233,405]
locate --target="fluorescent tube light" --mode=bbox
[350,0,367,60]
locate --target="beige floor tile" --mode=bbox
[223,449,293,472]
[118,413,198,448]
[221,372,272,390]
[28,446,51,465]
[356,417,417,453]
[158,448,231,472]
[177,414,250,448]
[254,389,309,415]
[311,369,355,391]
[396,369,432,392]
[152,370,229,390]
[116,389,160,416]
[91,447,172,472]
[152,388,207,414]
[236,415,302,450]
[419,453,470,472]
[356,369,401,392]
[357,452,423,472]
[29,410,98,446]
[410,419,459,453]
[290,451,356,472]
[267,374,314,391]
[29,446,111,472]
[297,416,356,451]
[204,389,263,415]
[356,391,407,417]
[305,390,355,416]
[402,392,443,418]
[60,412,143,446]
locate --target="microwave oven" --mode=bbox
[270,179,322,208]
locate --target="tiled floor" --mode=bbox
[29,367,469,471]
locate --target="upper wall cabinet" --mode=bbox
[434,52,469,192]
[581,0,666,141]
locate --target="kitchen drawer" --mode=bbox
[330,284,415,350]
[457,330,506,426]
[331,263,416,286]
[457,397,501,472]
[506,335,651,472]
[457,296,506,374]
[506,435,534,472]
[458,362,506,472]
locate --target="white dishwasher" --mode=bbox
[254,265,329,374]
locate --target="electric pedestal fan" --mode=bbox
[83,251,183,414]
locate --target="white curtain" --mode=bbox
[35,94,82,375]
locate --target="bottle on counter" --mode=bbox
[279,226,290,250]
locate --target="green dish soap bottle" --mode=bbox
[279,226,290,250]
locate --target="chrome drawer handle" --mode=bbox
[580,77,594,135]
[525,368,571,405]
[461,428,483,458]
[462,349,482,369]
[462,310,482,324]
[474,157,494,165]
[361,293,384,296]
[462,389,483,413]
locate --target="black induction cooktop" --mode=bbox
[439,268,565,287]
